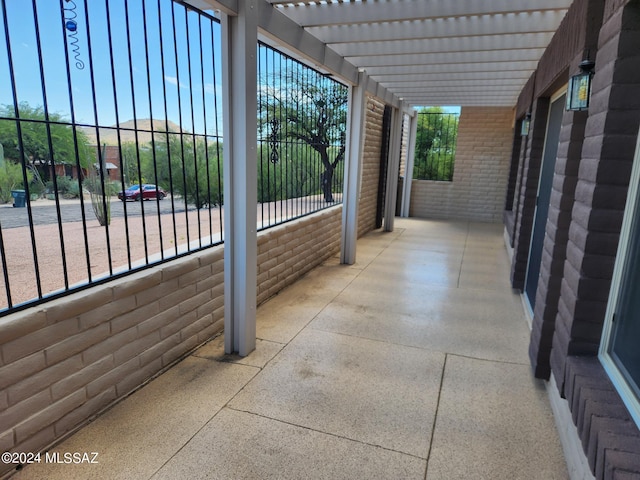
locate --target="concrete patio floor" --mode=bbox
[12,218,569,480]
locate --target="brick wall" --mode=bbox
[506,0,640,478]
[503,123,524,241]
[551,0,640,391]
[257,207,342,305]
[0,247,225,477]
[399,112,409,178]
[409,106,514,223]
[358,95,384,238]
[528,106,590,379]
[510,97,551,290]
[563,357,640,479]
[528,0,605,380]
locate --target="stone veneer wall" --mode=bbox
[409,106,514,223]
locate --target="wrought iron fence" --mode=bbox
[0,0,223,313]
[413,110,459,181]
[257,41,347,230]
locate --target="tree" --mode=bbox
[147,133,222,209]
[413,107,459,181]
[0,102,91,183]
[118,141,147,187]
[259,68,347,202]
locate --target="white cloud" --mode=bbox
[164,75,187,90]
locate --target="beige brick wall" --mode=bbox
[257,207,342,305]
[0,248,224,476]
[399,113,410,178]
[358,95,384,237]
[409,106,514,223]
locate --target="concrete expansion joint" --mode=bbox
[425,353,448,475]
[225,406,429,461]
[447,351,530,367]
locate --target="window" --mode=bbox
[600,129,640,428]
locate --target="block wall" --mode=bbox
[358,95,385,237]
[551,0,640,389]
[409,106,514,223]
[0,248,225,477]
[507,1,640,478]
[256,207,342,305]
[510,97,551,290]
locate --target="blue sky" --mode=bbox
[0,0,223,136]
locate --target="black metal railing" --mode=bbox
[257,41,347,230]
[413,109,459,181]
[0,0,222,313]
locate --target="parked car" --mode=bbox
[118,184,167,201]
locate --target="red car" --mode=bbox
[118,184,167,201]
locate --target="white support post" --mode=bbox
[340,72,368,265]
[383,106,403,232]
[400,112,417,218]
[221,3,258,356]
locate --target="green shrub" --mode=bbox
[45,175,82,198]
[0,161,31,203]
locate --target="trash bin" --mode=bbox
[11,189,26,208]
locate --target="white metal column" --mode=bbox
[221,3,258,356]
[340,72,367,265]
[400,111,417,218]
[383,106,403,232]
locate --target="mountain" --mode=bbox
[80,119,186,146]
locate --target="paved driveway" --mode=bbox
[0,196,195,229]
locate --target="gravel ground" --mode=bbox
[0,196,224,309]
[0,194,338,309]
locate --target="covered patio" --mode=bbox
[12,218,568,479]
[3,0,640,478]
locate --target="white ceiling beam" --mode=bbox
[405,96,517,106]
[391,84,524,92]
[374,71,531,83]
[330,32,556,57]
[346,48,546,67]
[307,11,566,44]
[362,61,538,76]
[270,0,571,27]
[256,0,359,85]
[381,80,527,90]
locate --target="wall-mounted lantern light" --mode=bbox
[567,59,595,111]
[520,112,531,136]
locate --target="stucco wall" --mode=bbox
[409,106,514,223]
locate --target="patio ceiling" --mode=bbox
[199,0,573,108]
